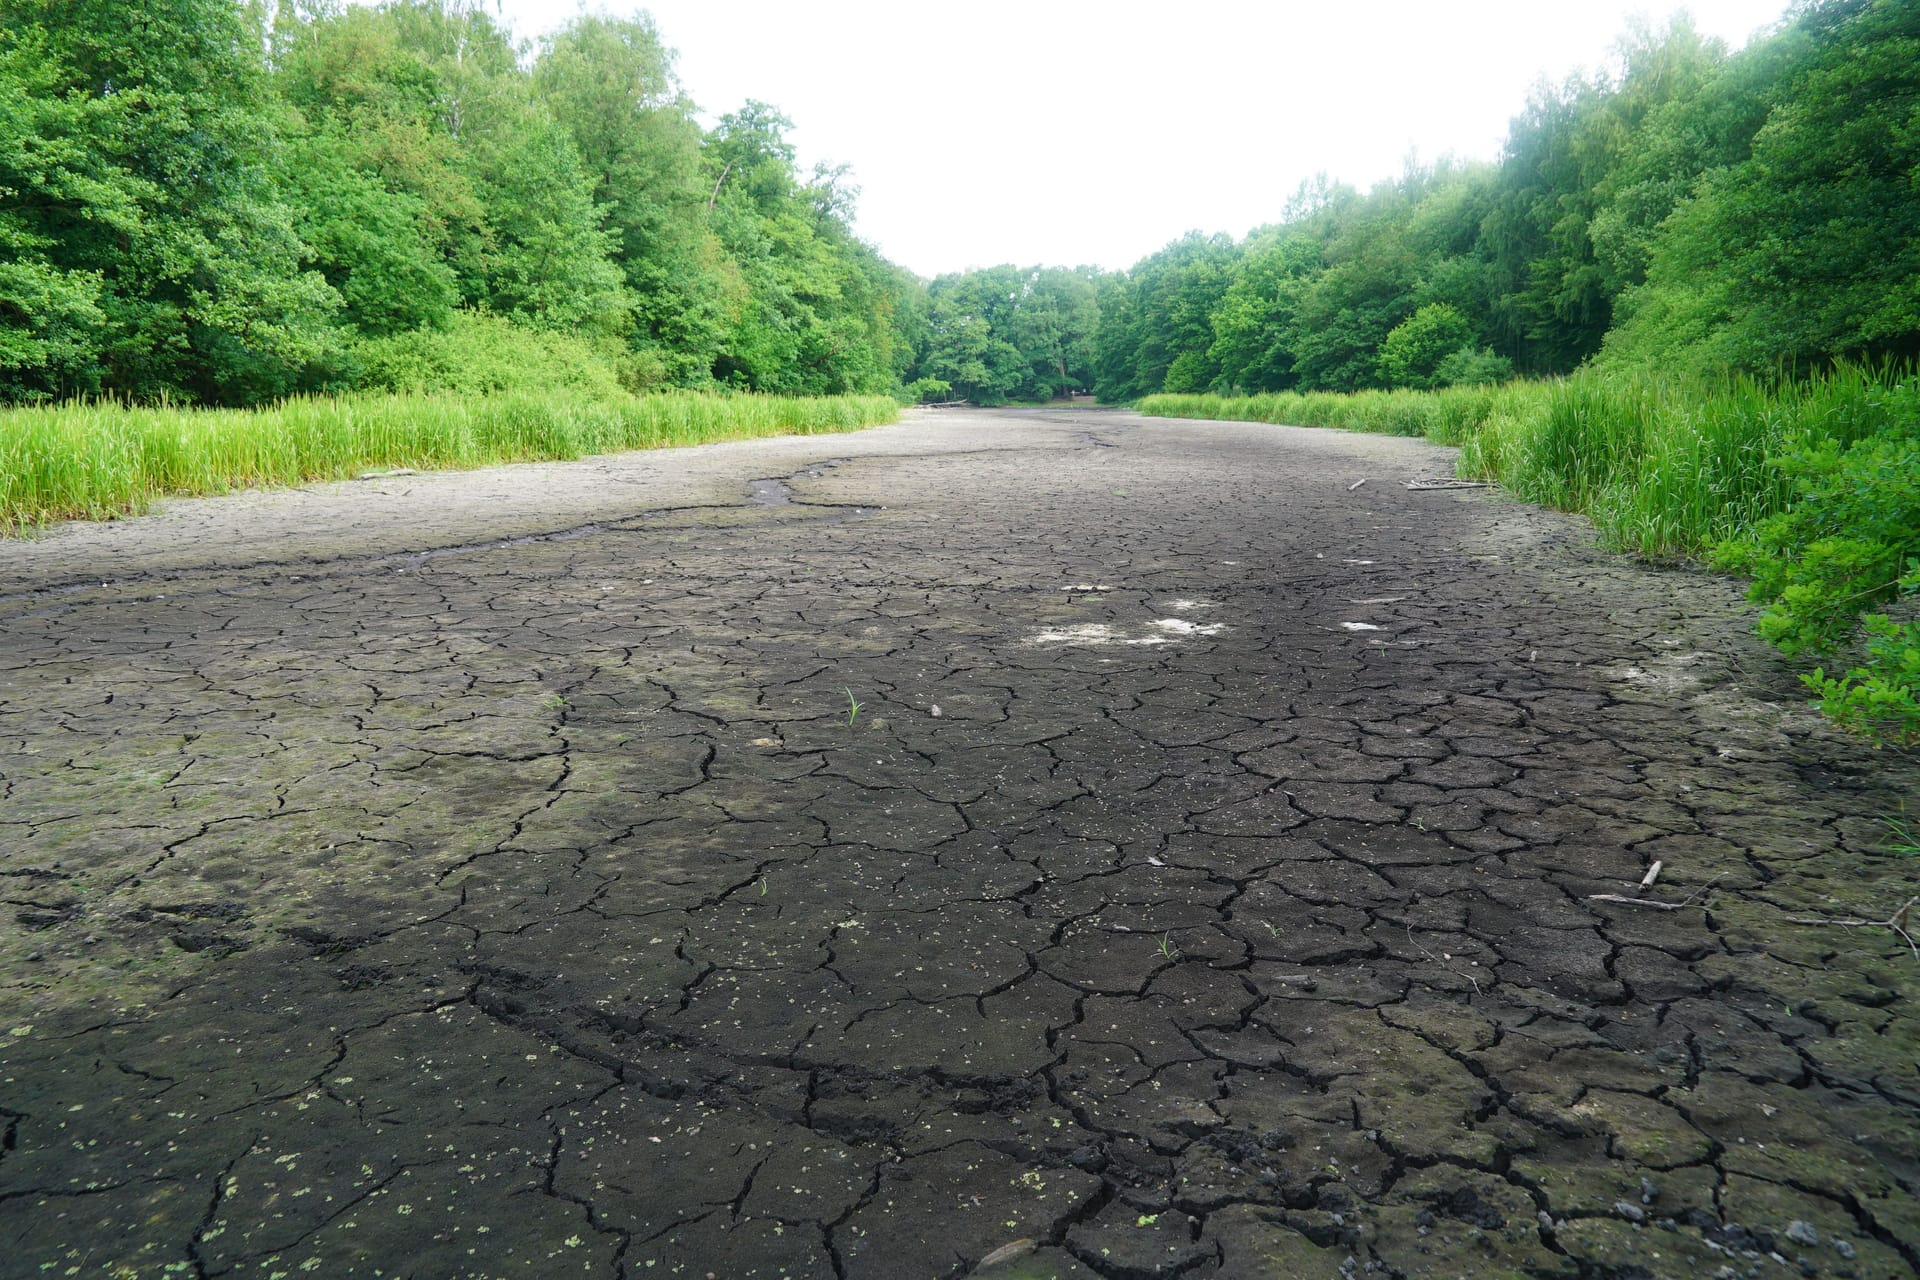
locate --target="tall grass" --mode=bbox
[0,390,899,531]
[1139,364,1906,560]
[1136,383,1546,448]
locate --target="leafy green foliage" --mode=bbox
[1805,618,1920,746]
[901,377,952,404]
[1712,380,1920,655]
[0,0,922,407]
[1092,233,1239,400]
[1379,304,1474,388]
[1433,346,1513,387]
[917,265,1103,404]
[1,0,342,403]
[349,310,630,399]
[1603,0,1920,374]
[282,134,458,337]
[1091,5,1917,400]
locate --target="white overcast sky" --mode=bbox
[450,0,1789,278]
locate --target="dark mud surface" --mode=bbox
[2,408,1916,1279]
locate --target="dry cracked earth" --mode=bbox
[1,408,1917,1280]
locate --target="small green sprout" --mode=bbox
[845,687,862,728]
[1157,935,1179,961]
[1136,1213,1159,1227]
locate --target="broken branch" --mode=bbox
[1784,896,1918,958]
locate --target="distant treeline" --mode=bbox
[889,0,1919,406]
[2,0,1913,410]
[1090,0,1918,400]
[1,0,921,405]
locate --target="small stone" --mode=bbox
[1615,1201,1648,1224]
[1832,1239,1855,1260]
[1784,1221,1819,1247]
[1065,1144,1104,1171]
[1640,1177,1661,1205]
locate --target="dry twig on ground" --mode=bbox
[1785,896,1918,958]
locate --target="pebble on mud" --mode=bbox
[1785,1221,1819,1246]
[1615,1201,1648,1224]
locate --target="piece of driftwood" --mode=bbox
[355,467,416,480]
[1785,896,1918,958]
[1347,478,1368,491]
[1589,894,1688,911]
[974,1239,1037,1269]
[1640,860,1664,889]
[1588,874,1719,911]
[1406,477,1492,490]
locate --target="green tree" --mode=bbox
[1605,0,1920,372]
[535,13,726,381]
[700,102,906,395]
[1092,233,1238,399]
[2,0,341,403]
[1282,200,1418,391]
[919,267,1028,403]
[0,25,113,400]
[281,133,458,336]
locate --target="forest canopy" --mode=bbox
[0,0,918,404]
[0,0,1914,407]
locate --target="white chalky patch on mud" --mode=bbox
[1062,584,1112,591]
[1166,599,1216,611]
[1341,622,1383,631]
[1151,619,1226,636]
[1605,651,1708,694]
[1026,623,1176,647]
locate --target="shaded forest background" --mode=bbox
[1,0,1916,408]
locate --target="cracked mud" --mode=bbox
[2,408,1916,1279]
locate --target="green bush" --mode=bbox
[1711,377,1919,743]
[350,310,631,400]
[1378,304,1473,389]
[1805,617,1920,746]
[901,376,953,404]
[1434,345,1514,387]
[1712,382,1920,653]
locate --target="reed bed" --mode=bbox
[1138,365,1906,560]
[0,390,899,531]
